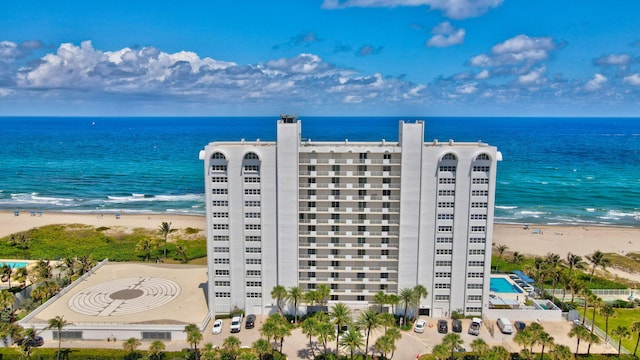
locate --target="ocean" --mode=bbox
[1,116,639,226]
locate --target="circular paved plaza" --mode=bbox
[68,277,181,316]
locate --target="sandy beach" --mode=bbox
[0,210,206,238]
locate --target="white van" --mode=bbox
[497,317,513,334]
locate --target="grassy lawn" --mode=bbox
[581,307,640,354]
[0,224,207,263]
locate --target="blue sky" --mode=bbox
[1,0,640,116]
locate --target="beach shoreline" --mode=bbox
[2,210,638,259]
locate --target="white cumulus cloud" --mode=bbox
[584,73,607,91]
[427,22,465,48]
[594,54,631,66]
[623,73,640,86]
[517,67,546,86]
[321,0,503,19]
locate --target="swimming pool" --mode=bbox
[490,277,523,293]
[0,261,29,268]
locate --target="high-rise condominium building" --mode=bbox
[199,116,500,318]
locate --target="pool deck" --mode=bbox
[490,274,527,305]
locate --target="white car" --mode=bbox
[212,319,223,334]
[414,319,426,333]
[230,316,242,333]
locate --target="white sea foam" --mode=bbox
[496,206,518,209]
[585,208,596,212]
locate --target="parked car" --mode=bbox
[437,319,448,334]
[230,316,242,333]
[452,319,462,333]
[245,314,256,329]
[514,321,526,332]
[468,318,482,336]
[414,319,426,333]
[212,319,223,334]
[16,336,44,347]
[497,317,513,334]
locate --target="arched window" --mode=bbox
[212,152,226,160]
[244,152,259,160]
[442,153,457,161]
[475,153,490,161]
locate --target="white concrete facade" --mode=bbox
[200,116,500,318]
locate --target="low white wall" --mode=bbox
[485,308,562,322]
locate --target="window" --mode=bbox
[307,237,316,244]
[246,247,262,253]
[215,292,231,297]
[435,272,451,278]
[359,153,368,160]
[382,202,390,208]
[381,237,389,244]
[308,178,316,184]
[438,202,454,208]
[357,237,366,244]
[246,270,261,276]
[331,283,338,289]
[467,295,482,302]
[435,283,451,289]
[472,190,489,196]
[211,176,228,183]
[244,153,259,160]
[244,177,260,183]
[244,165,260,172]
[212,152,226,159]
[358,249,365,256]
[442,153,456,160]
[437,214,454,220]
[331,249,339,255]
[382,189,391,196]
[381,249,389,256]
[473,166,490,172]
[468,261,485,267]
[245,224,261,230]
[211,165,227,171]
[438,178,456,184]
[382,178,391,184]
[331,295,339,300]
[436,260,452,266]
[358,189,367,196]
[383,165,391,172]
[359,177,367,184]
[307,165,316,172]
[357,295,365,301]
[358,225,366,232]
[466,307,482,313]
[476,154,490,160]
[357,273,365,279]
[438,190,455,196]
[308,201,316,208]
[383,153,391,159]
[331,272,339,278]
[307,260,316,266]
[214,258,230,264]
[331,237,339,244]
[331,260,340,266]
[471,226,486,232]
[213,212,228,218]
[331,225,340,231]
[468,272,484,278]
[439,166,456,172]
[247,292,262,298]
[307,225,316,231]
[213,247,229,253]
[245,200,261,207]
[215,270,229,276]
[331,201,340,208]
[469,249,485,255]
[215,280,230,286]
[435,295,450,301]
[307,189,316,196]
[331,213,340,220]
[472,178,489,184]
[307,249,316,255]
[332,189,341,196]
[467,283,483,289]
[141,332,170,341]
[308,284,316,289]
[245,235,261,242]
[358,202,366,209]
[332,165,341,171]
[331,177,340,185]
[382,225,389,232]
[212,200,228,207]
[469,237,486,243]
[471,202,487,208]
[436,249,453,255]
[213,224,229,230]
[436,237,452,243]
[381,273,388,279]
[382,213,390,220]
[438,226,453,232]
[470,214,487,220]
[307,272,316,278]
[246,281,262,287]
[246,258,261,265]
[213,235,229,241]
[212,189,228,195]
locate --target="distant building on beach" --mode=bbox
[199,115,501,317]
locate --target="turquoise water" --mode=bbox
[1,116,639,226]
[490,277,523,293]
[0,261,28,268]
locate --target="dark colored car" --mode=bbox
[514,321,526,332]
[245,314,256,329]
[16,336,44,347]
[452,319,463,333]
[437,319,448,334]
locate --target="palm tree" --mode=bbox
[538,332,554,359]
[470,338,490,360]
[1,264,13,289]
[301,316,318,353]
[398,287,417,326]
[136,238,158,262]
[566,252,586,277]
[13,267,28,288]
[223,336,242,360]
[586,250,610,282]
[514,328,533,351]
[442,333,463,360]
[512,251,524,263]
[148,340,166,360]
[330,302,352,356]
[47,315,68,360]
[486,345,510,360]
[287,286,304,323]
[568,324,590,356]
[252,338,271,360]
[271,285,287,316]
[373,291,388,313]
[316,284,331,306]
[123,337,141,358]
[586,332,601,355]
[580,288,594,324]
[175,245,188,263]
[600,304,617,341]
[632,321,640,358]
[549,344,572,360]
[339,328,364,360]
[358,308,381,357]
[184,324,203,359]
[495,244,508,271]
[432,344,449,360]
[0,290,15,312]
[611,325,631,357]
[589,294,603,331]
[374,334,394,359]
[158,221,174,259]
[315,316,335,355]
